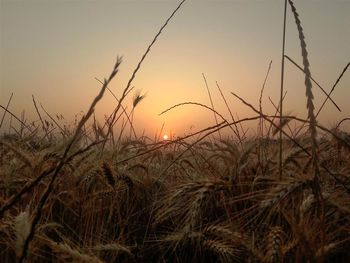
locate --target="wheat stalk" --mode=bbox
[287,0,318,171]
[287,0,325,253]
[279,0,288,180]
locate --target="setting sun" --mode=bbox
[163,134,169,140]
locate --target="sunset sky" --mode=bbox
[1,0,349,137]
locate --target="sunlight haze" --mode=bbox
[1,0,349,137]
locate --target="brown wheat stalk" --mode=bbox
[0,92,13,129]
[279,0,288,180]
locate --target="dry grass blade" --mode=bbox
[316,62,349,117]
[40,103,67,137]
[32,95,49,138]
[202,73,222,139]
[0,104,33,133]
[259,60,272,134]
[215,81,242,145]
[159,101,231,131]
[0,92,13,129]
[279,0,288,180]
[335,118,350,130]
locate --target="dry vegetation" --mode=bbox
[1,0,350,262]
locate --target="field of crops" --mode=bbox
[1,127,350,262]
[1,0,350,262]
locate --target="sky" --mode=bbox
[1,0,349,138]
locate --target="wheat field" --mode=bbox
[1,0,350,262]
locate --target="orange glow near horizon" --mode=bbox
[1,1,349,136]
[163,134,169,140]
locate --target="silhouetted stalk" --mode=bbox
[0,104,32,133]
[158,122,165,142]
[202,73,221,140]
[335,117,350,130]
[32,95,48,139]
[40,103,67,138]
[279,0,287,180]
[129,90,146,139]
[287,0,321,198]
[215,81,242,146]
[266,92,287,137]
[259,60,272,138]
[0,92,13,129]
[19,110,26,137]
[95,77,137,139]
[268,96,294,136]
[316,62,349,117]
[160,101,230,127]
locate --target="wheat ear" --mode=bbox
[287,0,318,162]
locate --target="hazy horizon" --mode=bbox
[1,0,349,138]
